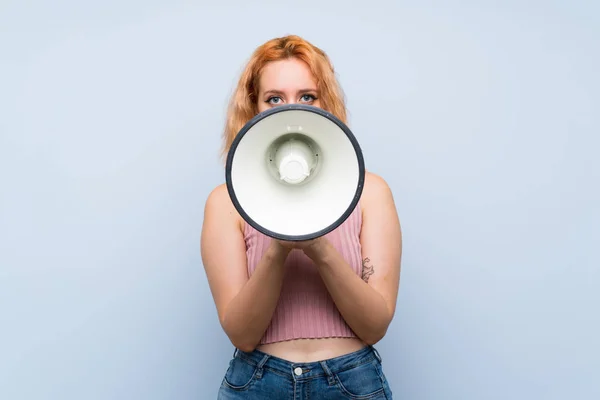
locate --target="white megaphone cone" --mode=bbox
[225,104,365,241]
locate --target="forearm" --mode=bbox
[221,242,290,351]
[305,241,392,344]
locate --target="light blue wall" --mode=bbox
[1,1,598,399]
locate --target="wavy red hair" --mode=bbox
[220,35,347,162]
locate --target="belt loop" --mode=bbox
[233,348,239,358]
[319,361,336,386]
[255,353,270,379]
[371,345,383,364]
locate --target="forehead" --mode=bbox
[259,58,317,91]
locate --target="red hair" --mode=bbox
[220,35,347,162]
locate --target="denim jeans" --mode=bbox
[217,345,393,399]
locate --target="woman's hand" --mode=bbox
[274,236,330,261]
[275,238,319,250]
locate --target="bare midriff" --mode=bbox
[257,337,366,363]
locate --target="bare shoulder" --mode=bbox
[203,183,244,231]
[361,171,395,209]
[204,183,231,210]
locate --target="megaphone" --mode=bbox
[225,104,365,241]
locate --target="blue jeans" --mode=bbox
[217,345,393,399]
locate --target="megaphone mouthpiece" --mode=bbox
[275,137,315,184]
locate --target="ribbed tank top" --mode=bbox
[244,202,363,344]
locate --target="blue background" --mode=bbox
[1,1,598,399]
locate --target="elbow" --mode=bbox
[223,331,260,353]
[362,331,386,346]
[235,342,258,353]
[223,325,259,353]
[363,337,381,346]
[363,306,395,345]
[229,337,259,353]
[220,315,260,353]
[361,321,390,345]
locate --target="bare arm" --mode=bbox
[200,185,291,352]
[303,173,402,344]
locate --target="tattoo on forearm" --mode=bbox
[361,257,375,282]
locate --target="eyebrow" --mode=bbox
[262,88,318,96]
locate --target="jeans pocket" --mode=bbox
[334,359,387,399]
[221,356,259,391]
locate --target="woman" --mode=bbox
[201,35,402,399]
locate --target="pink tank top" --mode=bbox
[244,202,363,344]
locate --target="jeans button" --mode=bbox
[294,367,303,376]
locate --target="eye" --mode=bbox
[267,96,282,105]
[300,94,317,102]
